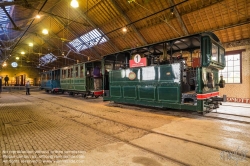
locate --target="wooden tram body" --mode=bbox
[40,69,62,93]
[60,60,103,98]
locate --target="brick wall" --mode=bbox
[0,66,40,86]
[219,45,250,100]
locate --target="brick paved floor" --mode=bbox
[0,91,250,166]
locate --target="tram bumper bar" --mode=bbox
[210,95,227,102]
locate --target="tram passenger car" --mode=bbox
[40,69,62,93]
[102,32,226,113]
[60,61,103,98]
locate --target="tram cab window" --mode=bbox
[191,50,201,68]
[86,67,93,77]
[219,47,225,65]
[115,62,124,70]
[212,43,219,62]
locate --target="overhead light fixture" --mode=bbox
[36,15,41,19]
[71,0,79,8]
[42,29,48,35]
[122,27,127,32]
[11,62,18,68]
[29,43,33,47]
[16,57,20,60]
[21,51,25,55]
[3,62,7,67]
[170,8,174,15]
[128,0,136,3]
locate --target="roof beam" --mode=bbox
[1,27,10,40]
[6,0,49,60]
[9,1,62,53]
[0,0,45,7]
[168,0,189,35]
[110,0,147,45]
[135,0,224,31]
[0,17,34,25]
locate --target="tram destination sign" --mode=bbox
[129,54,147,68]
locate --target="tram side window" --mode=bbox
[115,62,124,70]
[62,70,66,78]
[41,74,45,80]
[212,43,219,62]
[80,66,84,78]
[75,66,79,77]
[51,72,54,80]
[47,73,51,80]
[54,71,58,80]
[68,68,72,78]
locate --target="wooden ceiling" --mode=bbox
[0,0,249,69]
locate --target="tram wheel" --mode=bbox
[82,94,87,98]
[95,95,99,98]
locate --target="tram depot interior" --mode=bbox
[0,0,250,165]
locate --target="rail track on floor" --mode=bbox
[16,93,250,162]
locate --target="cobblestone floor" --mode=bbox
[0,91,250,166]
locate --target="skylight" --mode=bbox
[39,53,57,66]
[0,0,14,35]
[69,28,108,51]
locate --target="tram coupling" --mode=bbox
[207,95,227,109]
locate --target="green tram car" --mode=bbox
[102,32,226,113]
[60,61,103,98]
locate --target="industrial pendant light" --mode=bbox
[71,0,79,8]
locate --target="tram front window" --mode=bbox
[212,43,219,62]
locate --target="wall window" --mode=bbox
[221,50,243,84]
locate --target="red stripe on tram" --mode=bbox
[197,91,219,100]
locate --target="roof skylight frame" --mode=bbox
[0,1,14,34]
[69,28,108,52]
[39,53,57,66]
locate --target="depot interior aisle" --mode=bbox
[0,91,249,166]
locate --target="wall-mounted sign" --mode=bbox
[129,54,147,68]
[11,62,18,68]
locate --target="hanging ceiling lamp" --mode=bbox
[42,29,48,35]
[2,62,7,67]
[71,0,79,8]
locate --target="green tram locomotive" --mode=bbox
[102,32,226,113]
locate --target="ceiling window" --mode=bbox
[39,53,57,66]
[0,1,14,35]
[220,50,243,84]
[69,28,108,52]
